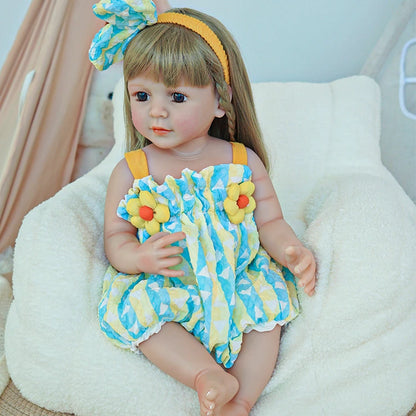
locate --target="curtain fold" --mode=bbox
[0,0,102,254]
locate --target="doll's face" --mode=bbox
[127,73,225,153]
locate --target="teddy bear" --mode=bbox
[72,62,123,180]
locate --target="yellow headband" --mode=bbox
[158,12,230,85]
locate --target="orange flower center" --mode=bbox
[139,205,154,221]
[237,194,249,209]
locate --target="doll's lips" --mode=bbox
[152,127,171,135]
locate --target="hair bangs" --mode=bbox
[124,24,214,88]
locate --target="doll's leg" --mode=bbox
[139,322,239,416]
[221,326,281,416]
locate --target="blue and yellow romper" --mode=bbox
[99,142,299,368]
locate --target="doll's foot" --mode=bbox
[195,368,239,416]
[220,397,252,416]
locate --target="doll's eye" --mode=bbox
[172,92,186,103]
[135,91,149,102]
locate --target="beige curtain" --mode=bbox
[0,0,102,254]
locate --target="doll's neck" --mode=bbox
[168,137,211,160]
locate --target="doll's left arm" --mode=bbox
[247,149,316,296]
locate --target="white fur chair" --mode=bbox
[5,76,416,416]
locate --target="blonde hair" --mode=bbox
[123,8,269,170]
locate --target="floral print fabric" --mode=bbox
[99,163,299,368]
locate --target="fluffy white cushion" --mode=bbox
[253,77,383,235]
[0,274,12,396]
[5,76,416,415]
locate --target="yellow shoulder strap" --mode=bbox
[125,149,149,179]
[231,142,248,165]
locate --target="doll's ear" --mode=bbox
[215,85,232,118]
[215,106,226,118]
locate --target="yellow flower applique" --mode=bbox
[224,181,256,224]
[125,190,170,235]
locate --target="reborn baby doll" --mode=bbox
[89,1,316,414]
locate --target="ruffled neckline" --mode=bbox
[135,163,251,188]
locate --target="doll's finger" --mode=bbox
[146,231,170,242]
[159,267,185,278]
[159,255,185,276]
[161,245,184,258]
[303,275,316,291]
[160,255,183,269]
[304,284,315,297]
[152,231,186,248]
[293,255,313,275]
[297,265,316,287]
[298,278,315,296]
[303,280,316,296]
[161,231,186,246]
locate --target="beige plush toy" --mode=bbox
[72,62,123,180]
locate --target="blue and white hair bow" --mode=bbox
[89,0,157,71]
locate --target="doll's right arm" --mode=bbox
[104,159,185,276]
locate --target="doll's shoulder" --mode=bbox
[108,158,134,190]
[245,147,268,179]
[112,157,131,177]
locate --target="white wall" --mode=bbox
[168,0,400,82]
[0,0,400,83]
[0,0,31,69]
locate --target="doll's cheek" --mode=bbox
[131,112,146,133]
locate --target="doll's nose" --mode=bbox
[149,99,168,118]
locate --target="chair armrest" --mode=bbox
[303,172,416,306]
[264,173,416,415]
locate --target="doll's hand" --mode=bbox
[137,231,186,277]
[284,245,316,296]
[154,0,171,13]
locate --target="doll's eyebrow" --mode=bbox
[127,80,148,89]
[128,83,145,90]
